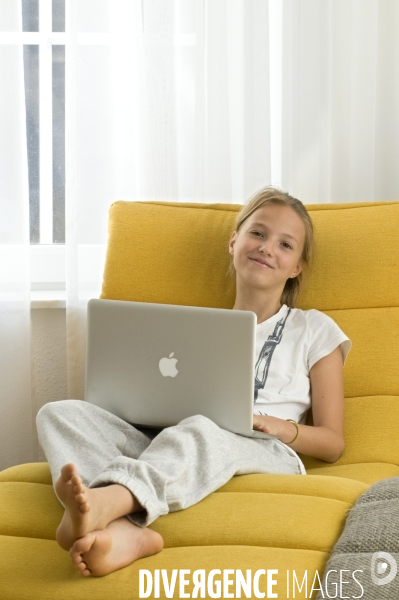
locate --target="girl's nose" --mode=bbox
[259,239,274,255]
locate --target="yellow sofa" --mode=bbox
[0,200,398,599]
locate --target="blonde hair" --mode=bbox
[229,186,314,307]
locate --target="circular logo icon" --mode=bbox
[371,552,397,586]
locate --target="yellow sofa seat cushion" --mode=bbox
[0,464,367,541]
[0,463,390,599]
[0,464,369,600]
[0,537,330,600]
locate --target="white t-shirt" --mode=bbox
[253,304,352,474]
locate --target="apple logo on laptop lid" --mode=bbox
[159,352,178,377]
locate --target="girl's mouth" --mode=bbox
[250,258,273,269]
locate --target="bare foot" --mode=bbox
[55,463,141,550]
[70,517,164,576]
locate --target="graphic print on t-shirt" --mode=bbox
[254,308,291,402]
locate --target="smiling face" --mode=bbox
[229,202,306,298]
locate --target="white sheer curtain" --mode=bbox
[280,0,399,203]
[65,0,399,400]
[65,0,273,398]
[0,2,33,470]
[1,0,399,468]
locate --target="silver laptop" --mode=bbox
[85,298,276,439]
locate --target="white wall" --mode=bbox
[31,308,68,461]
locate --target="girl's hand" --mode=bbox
[253,415,297,444]
[253,414,280,436]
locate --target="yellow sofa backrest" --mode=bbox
[101,200,399,470]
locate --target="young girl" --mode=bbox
[36,186,351,577]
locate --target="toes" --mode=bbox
[74,490,86,502]
[71,533,94,555]
[70,553,83,565]
[73,481,85,494]
[75,560,87,572]
[61,463,76,481]
[75,495,90,513]
[70,545,82,560]
[71,473,83,487]
[74,484,86,500]
[74,559,92,576]
[70,547,90,574]
[72,480,90,510]
[71,541,86,554]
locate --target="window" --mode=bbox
[6,1,283,295]
[22,0,66,245]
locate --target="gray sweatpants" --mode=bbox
[36,400,302,527]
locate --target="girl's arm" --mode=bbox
[253,346,345,463]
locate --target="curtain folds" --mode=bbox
[0,2,33,470]
[65,0,399,401]
[64,0,273,399]
[281,0,399,203]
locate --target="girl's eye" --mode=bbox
[251,230,263,237]
[281,242,293,249]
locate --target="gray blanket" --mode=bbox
[316,476,399,599]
